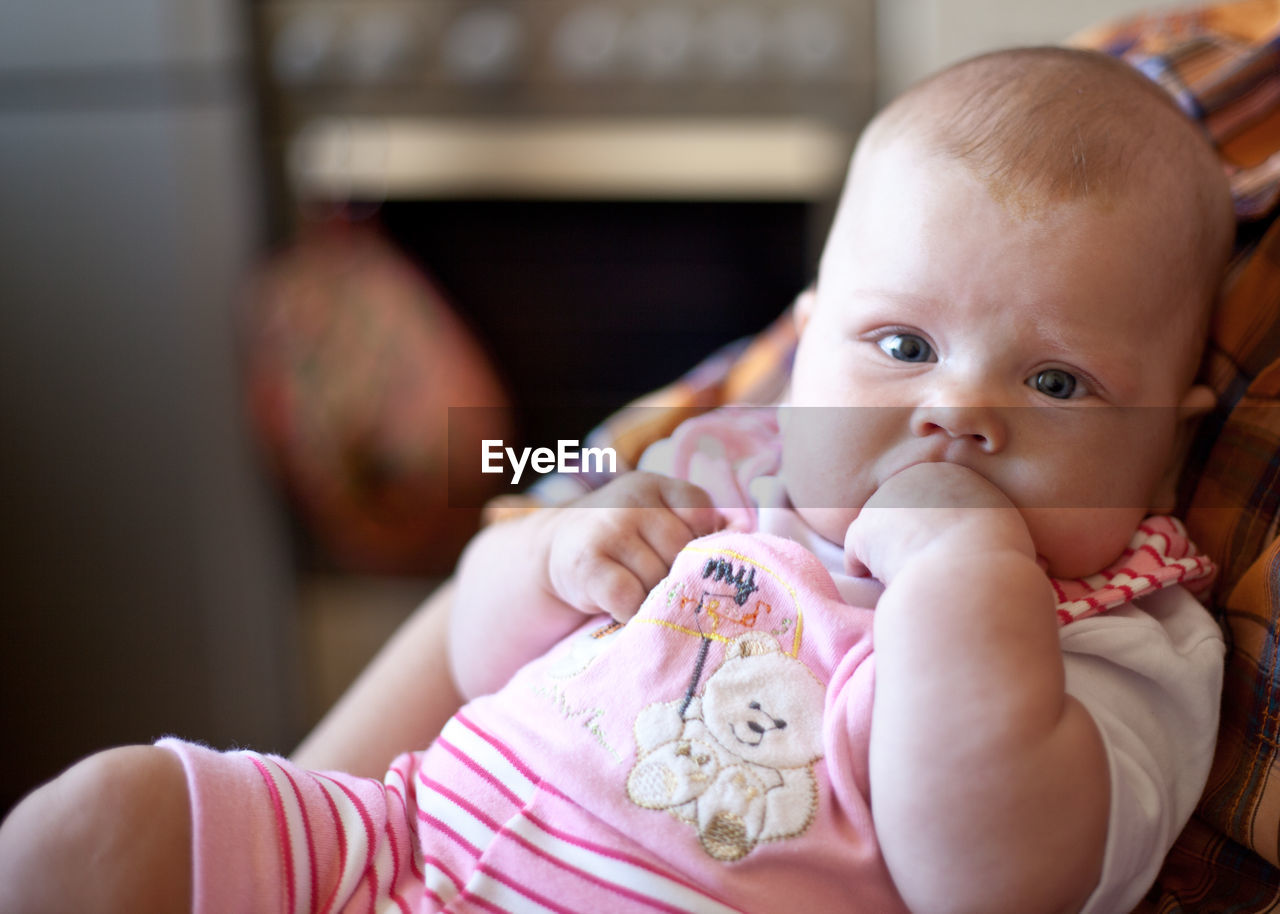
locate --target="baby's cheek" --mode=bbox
[781,456,859,531]
[1022,507,1144,580]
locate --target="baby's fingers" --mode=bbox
[653,476,724,539]
[842,515,875,578]
[612,524,678,595]
[584,560,652,623]
[555,531,671,622]
[638,507,715,571]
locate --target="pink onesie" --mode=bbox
[163,514,1211,913]
[164,384,1215,914]
[165,531,897,912]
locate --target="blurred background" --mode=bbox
[0,0,1176,815]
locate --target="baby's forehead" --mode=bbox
[843,126,1224,307]
[854,48,1227,224]
[859,116,1194,225]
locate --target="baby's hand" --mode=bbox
[844,463,1035,584]
[545,472,724,622]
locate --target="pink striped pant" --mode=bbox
[160,716,741,914]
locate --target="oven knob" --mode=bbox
[626,6,695,80]
[777,6,845,79]
[441,7,524,83]
[552,5,624,79]
[272,9,339,85]
[342,10,418,83]
[702,7,766,80]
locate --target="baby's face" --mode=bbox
[780,142,1212,578]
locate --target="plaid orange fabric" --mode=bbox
[491,2,1280,906]
[1078,3,1280,909]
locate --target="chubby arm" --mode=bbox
[292,580,463,777]
[295,472,720,771]
[851,464,1107,914]
[449,472,722,700]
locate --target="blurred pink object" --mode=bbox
[245,216,511,574]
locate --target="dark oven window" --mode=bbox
[377,198,811,448]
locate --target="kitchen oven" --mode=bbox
[253,0,874,447]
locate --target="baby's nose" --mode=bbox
[909,403,1007,453]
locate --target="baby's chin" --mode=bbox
[790,504,861,548]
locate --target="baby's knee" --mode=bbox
[0,745,192,914]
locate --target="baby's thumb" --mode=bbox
[843,515,872,578]
[658,477,725,536]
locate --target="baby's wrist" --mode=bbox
[888,521,1038,585]
[880,545,1053,635]
[532,508,576,603]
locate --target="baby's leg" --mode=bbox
[0,745,190,913]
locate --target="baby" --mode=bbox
[0,46,1235,914]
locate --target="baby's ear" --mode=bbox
[1149,384,1217,513]
[782,285,817,407]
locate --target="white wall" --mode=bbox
[875,0,1185,105]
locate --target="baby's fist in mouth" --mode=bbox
[843,462,1033,583]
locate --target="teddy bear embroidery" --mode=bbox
[626,571,826,867]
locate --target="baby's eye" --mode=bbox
[1030,368,1078,399]
[878,333,934,363]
